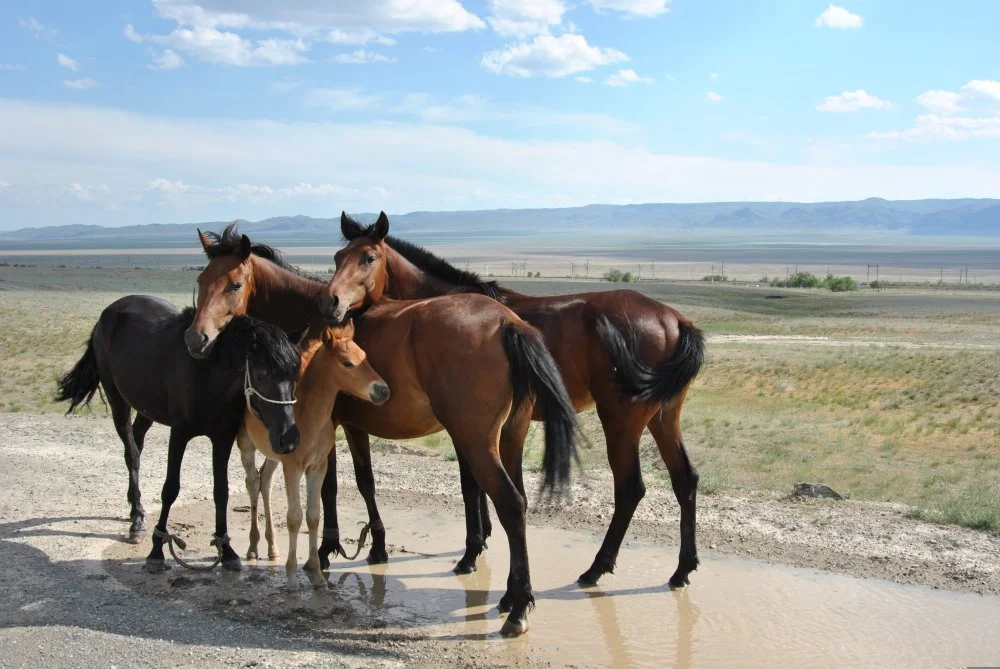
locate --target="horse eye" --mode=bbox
[341,360,355,369]
[365,255,376,266]
[230,281,243,292]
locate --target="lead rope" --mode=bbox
[154,527,229,571]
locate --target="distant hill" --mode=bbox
[1,198,998,249]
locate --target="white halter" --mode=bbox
[244,360,297,416]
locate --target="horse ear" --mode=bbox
[197,228,213,254]
[370,211,389,242]
[239,234,252,260]
[341,211,364,240]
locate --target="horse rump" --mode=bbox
[595,314,705,406]
[56,326,102,413]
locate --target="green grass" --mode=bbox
[3,265,999,532]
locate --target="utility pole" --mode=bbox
[585,259,589,279]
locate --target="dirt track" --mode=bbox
[1,413,999,668]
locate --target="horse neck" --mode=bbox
[293,340,341,438]
[383,248,481,299]
[248,256,326,330]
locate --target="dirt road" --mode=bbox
[1,413,998,668]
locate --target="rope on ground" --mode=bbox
[153,527,225,571]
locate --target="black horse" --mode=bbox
[57,295,302,572]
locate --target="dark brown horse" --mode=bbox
[337,212,705,589]
[187,224,579,637]
[57,295,302,572]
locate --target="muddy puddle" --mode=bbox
[104,499,1000,668]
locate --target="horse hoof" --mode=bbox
[453,561,476,575]
[246,550,258,561]
[145,558,171,573]
[222,558,243,572]
[668,573,691,589]
[577,571,601,587]
[500,617,529,638]
[127,530,144,545]
[366,549,389,565]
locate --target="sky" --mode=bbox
[0,0,998,229]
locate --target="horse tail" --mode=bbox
[595,314,705,406]
[501,321,579,496]
[56,326,102,414]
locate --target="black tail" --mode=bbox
[501,322,579,496]
[596,314,705,405]
[56,328,101,414]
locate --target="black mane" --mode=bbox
[342,217,501,300]
[201,222,324,284]
[174,306,300,376]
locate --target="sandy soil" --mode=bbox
[1,413,998,668]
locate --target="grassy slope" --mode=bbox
[2,266,998,531]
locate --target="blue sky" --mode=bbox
[0,0,998,229]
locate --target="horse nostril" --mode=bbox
[371,384,390,404]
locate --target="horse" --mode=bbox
[187,224,579,637]
[56,295,302,572]
[237,319,389,581]
[338,212,705,589]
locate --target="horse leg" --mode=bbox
[260,458,280,560]
[104,385,145,538]
[577,403,653,587]
[130,414,153,534]
[463,447,533,638]
[318,444,342,570]
[237,431,261,560]
[145,430,188,572]
[344,427,388,564]
[454,454,488,574]
[210,436,242,571]
[283,462,304,582]
[648,394,700,588]
[304,458,328,573]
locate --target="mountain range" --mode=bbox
[1,198,998,249]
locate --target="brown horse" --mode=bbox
[188,224,580,637]
[337,212,705,589]
[238,320,389,581]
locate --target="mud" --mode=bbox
[2,413,1000,667]
[106,499,1000,669]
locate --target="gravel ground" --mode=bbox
[1,412,998,668]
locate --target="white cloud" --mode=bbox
[397,92,638,134]
[585,0,670,17]
[916,90,961,114]
[19,16,57,40]
[151,49,185,70]
[487,0,565,37]
[147,177,352,203]
[155,26,308,66]
[709,72,718,80]
[326,29,395,46]
[604,68,652,87]
[707,91,723,102]
[817,89,891,112]
[69,183,111,202]
[64,78,100,90]
[962,79,1000,102]
[0,64,26,71]
[151,0,485,34]
[269,77,304,94]
[482,31,628,78]
[0,181,11,191]
[575,76,593,83]
[305,88,381,111]
[124,24,144,43]
[875,79,1000,141]
[814,4,863,29]
[57,53,80,71]
[4,99,1000,227]
[333,49,394,64]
